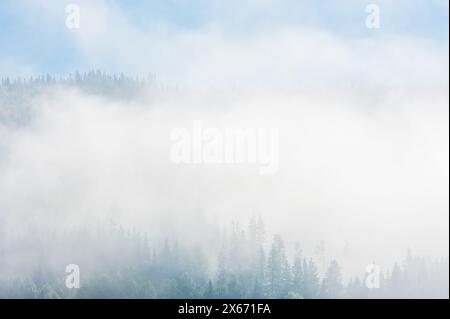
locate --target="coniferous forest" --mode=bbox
[0,71,151,126]
[0,216,448,299]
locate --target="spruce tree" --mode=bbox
[291,249,304,298]
[320,259,343,298]
[265,234,291,298]
[302,258,320,299]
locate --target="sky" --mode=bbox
[0,0,448,87]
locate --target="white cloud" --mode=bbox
[3,0,448,88]
[0,86,448,277]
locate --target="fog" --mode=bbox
[0,84,448,280]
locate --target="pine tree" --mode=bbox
[226,273,244,298]
[256,246,265,286]
[250,278,263,298]
[290,248,304,298]
[204,280,214,298]
[389,262,403,297]
[215,246,228,298]
[256,216,266,245]
[248,216,257,244]
[302,258,320,299]
[265,234,291,298]
[320,260,343,298]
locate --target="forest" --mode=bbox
[0,216,448,299]
[0,71,153,126]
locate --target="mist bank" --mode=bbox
[0,81,448,280]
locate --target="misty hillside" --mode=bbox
[0,0,448,304]
[0,71,156,126]
[0,218,448,299]
[0,72,448,299]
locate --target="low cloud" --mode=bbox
[0,85,448,277]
